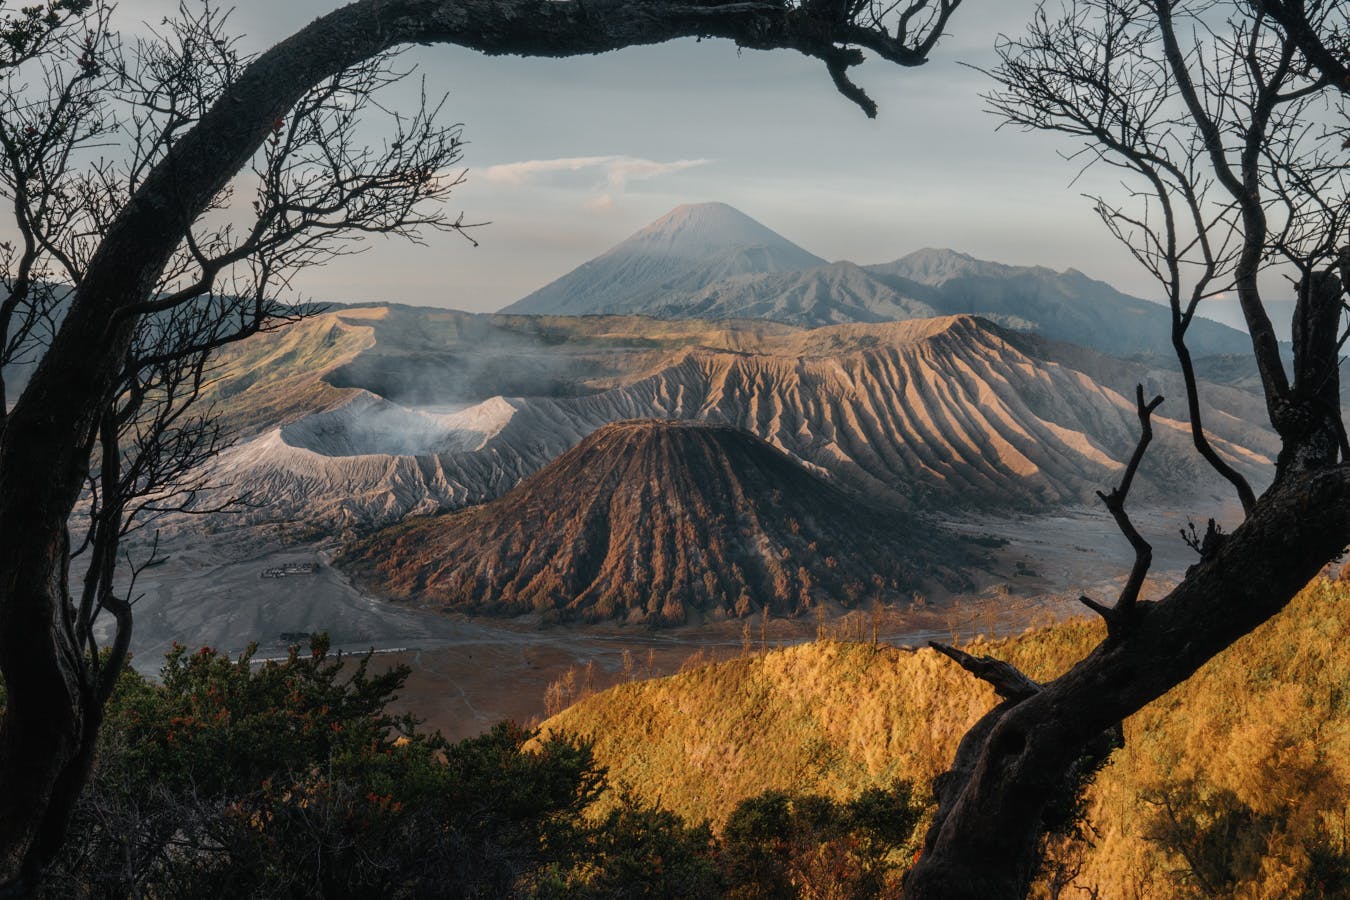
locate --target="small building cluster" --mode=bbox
[260,562,319,579]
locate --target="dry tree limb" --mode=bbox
[1078,385,1163,636]
[910,3,1350,891]
[1255,0,1350,92]
[929,641,1040,701]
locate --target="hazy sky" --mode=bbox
[114,1,1166,312]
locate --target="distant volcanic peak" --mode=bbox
[623,202,823,263]
[343,418,940,627]
[632,256,941,328]
[885,248,1082,288]
[884,247,1001,284]
[500,203,825,316]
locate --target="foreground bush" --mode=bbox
[27,637,920,898]
[20,578,1347,896]
[38,640,604,898]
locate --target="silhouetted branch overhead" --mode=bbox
[398,0,964,118]
[1254,0,1350,92]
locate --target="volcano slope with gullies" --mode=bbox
[340,420,958,625]
[205,310,1275,535]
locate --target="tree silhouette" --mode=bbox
[906,2,1350,895]
[0,0,965,890]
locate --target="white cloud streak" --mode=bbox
[480,155,710,210]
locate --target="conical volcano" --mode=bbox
[341,420,948,626]
[501,202,825,316]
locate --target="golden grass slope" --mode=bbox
[540,579,1350,897]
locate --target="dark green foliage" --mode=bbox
[40,638,605,899]
[16,637,929,898]
[723,790,795,894]
[0,1,92,66]
[534,795,722,899]
[721,782,926,899]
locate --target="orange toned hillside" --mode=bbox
[541,579,1350,896]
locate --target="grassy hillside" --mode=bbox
[542,579,1350,897]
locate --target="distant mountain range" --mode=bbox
[341,420,954,625]
[502,202,1252,359]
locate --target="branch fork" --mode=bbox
[929,641,1039,702]
[1078,385,1164,637]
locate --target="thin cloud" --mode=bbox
[583,193,618,213]
[480,155,710,210]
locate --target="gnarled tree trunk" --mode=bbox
[0,0,960,889]
[904,463,1350,897]
[907,1,1350,892]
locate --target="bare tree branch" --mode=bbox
[1082,385,1164,633]
[929,641,1040,701]
[1254,0,1350,91]
[908,4,1350,894]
